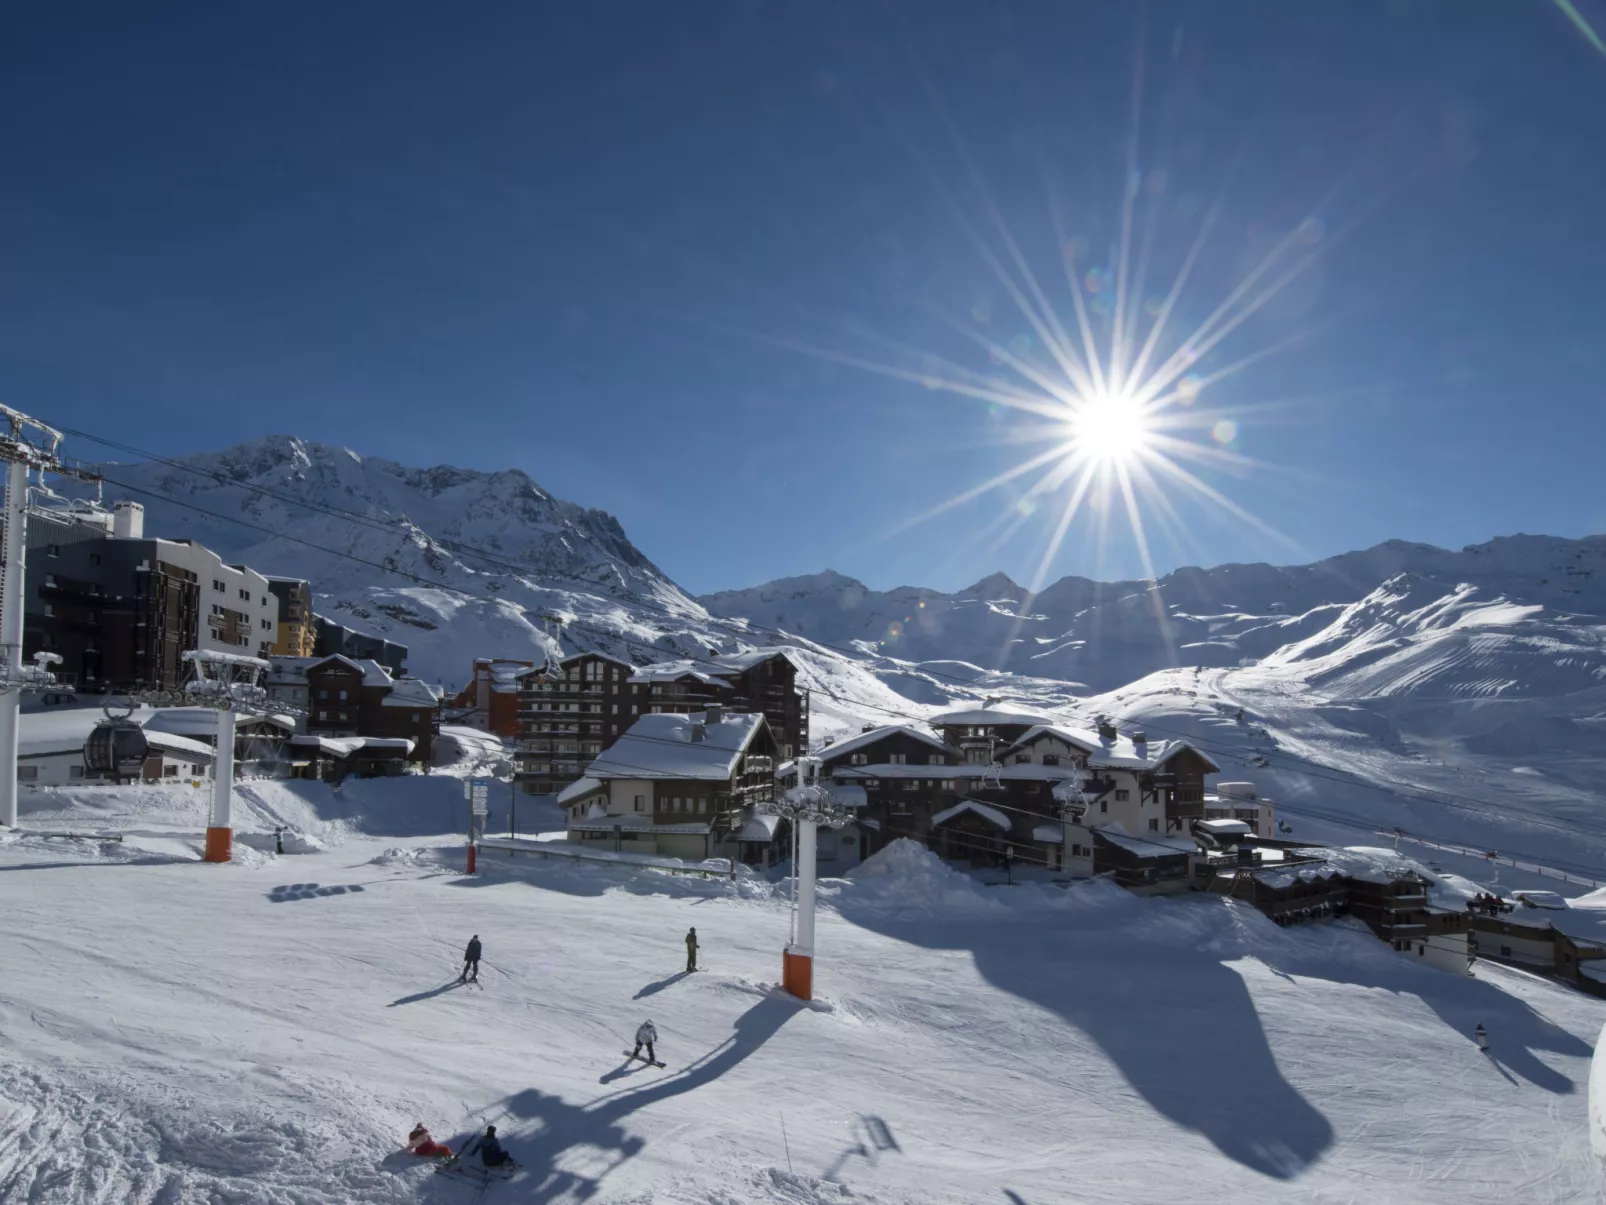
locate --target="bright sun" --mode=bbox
[1066,389,1151,468]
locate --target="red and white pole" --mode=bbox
[203,708,236,862]
[783,815,817,1000]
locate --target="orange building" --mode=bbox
[450,658,534,738]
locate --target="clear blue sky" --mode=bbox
[4,2,1606,595]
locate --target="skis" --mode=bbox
[622,1050,666,1068]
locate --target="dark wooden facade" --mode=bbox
[630,653,808,761]
[517,651,637,794]
[819,728,962,857]
[304,656,438,763]
[24,540,201,691]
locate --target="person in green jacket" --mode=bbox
[685,926,699,973]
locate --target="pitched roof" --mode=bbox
[931,799,1011,831]
[818,724,949,764]
[1012,723,1221,773]
[586,710,767,781]
[556,776,605,805]
[927,704,1055,727]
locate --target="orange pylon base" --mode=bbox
[203,826,233,863]
[782,948,813,1001]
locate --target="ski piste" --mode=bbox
[623,1050,667,1068]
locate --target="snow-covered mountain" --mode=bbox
[82,436,721,689]
[700,536,1606,693]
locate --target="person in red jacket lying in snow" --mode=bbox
[407,1124,453,1158]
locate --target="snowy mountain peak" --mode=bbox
[960,571,1024,599]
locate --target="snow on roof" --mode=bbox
[709,649,794,672]
[626,661,734,687]
[556,776,604,804]
[931,799,1011,831]
[566,813,712,835]
[928,704,1055,727]
[1579,961,1606,984]
[1205,795,1265,811]
[586,711,765,780]
[964,763,1081,782]
[289,734,415,757]
[734,812,782,842]
[1032,825,1064,843]
[1196,818,1252,836]
[141,708,294,736]
[1508,889,1568,910]
[381,677,443,707]
[309,654,395,686]
[1012,723,1222,773]
[19,708,219,760]
[818,724,949,764]
[1096,829,1195,857]
[1322,846,1432,885]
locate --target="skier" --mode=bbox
[274,826,284,855]
[466,1124,517,1170]
[1475,1022,1488,1051]
[459,934,482,983]
[631,1019,658,1064]
[406,1123,453,1159]
[685,926,699,973]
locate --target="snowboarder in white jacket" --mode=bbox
[1474,1022,1488,1051]
[631,1020,658,1064]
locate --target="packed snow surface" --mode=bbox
[3,792,1604,1203]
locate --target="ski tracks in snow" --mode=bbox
[0,1058,415,1204]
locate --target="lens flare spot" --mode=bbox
[1297,216,1326,246]
[1212,419,1238,444]
[1015,496,1038,518]
[1176,374,1203,405]
[886,621,903,639]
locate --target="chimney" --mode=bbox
[689,720,706,743]
[1132,731,1147,750]
[705,703,724,725]
[861,723,875,732]
[113,501,144,540]
[1096,717,1117,742]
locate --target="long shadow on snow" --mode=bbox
[836,887,1590,1181]
[459,992,799,1202]
[885,904,1333,1179]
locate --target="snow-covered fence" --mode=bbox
[475,836,737,881]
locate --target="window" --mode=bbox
[697,798,706,813]
[42,603,53,618]
[1015,754,1031,764]
[1148,819,1158,832]
[1115,789,1130,802]
[901,780,918,791]
[634,794,647,813]
[1418,945,1426,957]
[927,753,942,765]
[17,765,38,780]
[317,689,328,700]
[888,753,906,765]
[213,579,225,592]
[850,753,868,765]
[632,705,639,715]
[1501,945,1512,957]
[90,553,100,566]
[164,765,177,777]
[239,588,250,600]
[412,712,421,723]
[48,543,60,557]
[69,766,85,779]
[338,689,347,701]
[611,704,618,714]
[318,710,328,721]
[1100,800,1107,813]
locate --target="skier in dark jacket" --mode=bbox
[685,927,699,973]
[459,935,482,983]
[468,1124,515,1169]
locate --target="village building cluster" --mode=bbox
[19,495,1606,999]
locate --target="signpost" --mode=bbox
[465,778,488,873]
